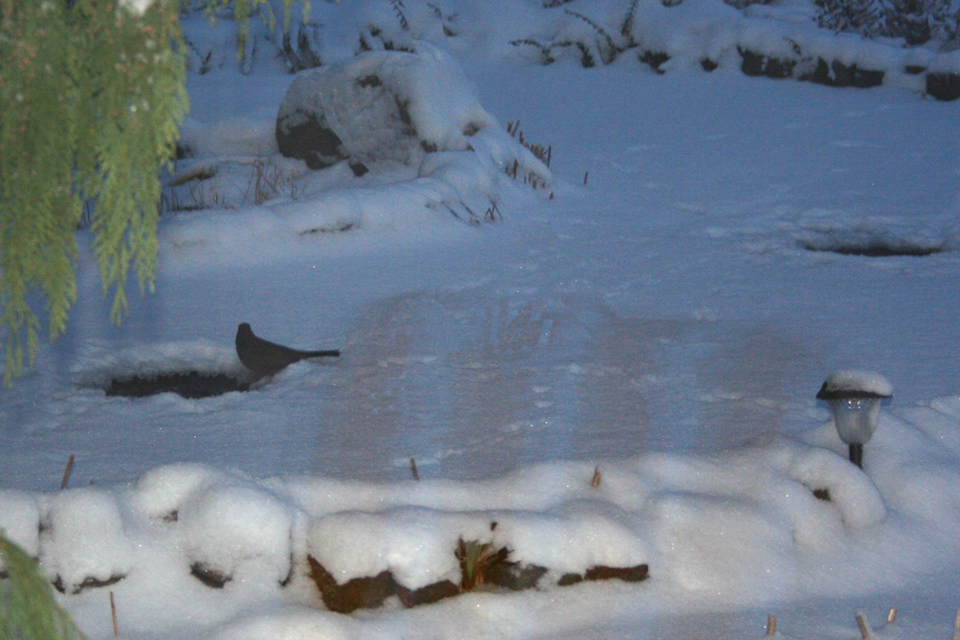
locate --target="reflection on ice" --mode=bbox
[316,291,814,480]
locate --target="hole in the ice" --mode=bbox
[799,236,945,257]
[104,371,251,399]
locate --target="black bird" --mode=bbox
[235,323,340,377]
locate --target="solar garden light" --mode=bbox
[816,370,893,469]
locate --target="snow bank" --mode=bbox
[72,341,246,389]
[162,43,551,263]
[15,410,960,614]
[309,505,647,589]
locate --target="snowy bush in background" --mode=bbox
[815,0,960,49]
[180,0,322,72]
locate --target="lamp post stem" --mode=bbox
[849,443,863,469]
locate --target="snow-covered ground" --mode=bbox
[2,1,960,639]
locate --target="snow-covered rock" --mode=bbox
[275,42,550,192]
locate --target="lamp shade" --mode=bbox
[816,371,892,467]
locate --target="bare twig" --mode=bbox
[765,614,777,636]
[953,608,960,640]
[60,454,74,490]
[855,612,872,639]
[591,466,602,487]
[563,9,621,63]
[410,457,419,482]
[110,591,119,637]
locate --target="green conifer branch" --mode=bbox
[1,0,315,384]
[0,533,88,640]
[0,0,187,384]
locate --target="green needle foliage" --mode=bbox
[0,0,188,384]
[182,0,313,63]
[0,533,87,640]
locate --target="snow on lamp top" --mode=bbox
[815,370,893,401]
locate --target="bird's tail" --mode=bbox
[305,349,341,358]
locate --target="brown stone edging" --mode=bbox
[308,555,649,614]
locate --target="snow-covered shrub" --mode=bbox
[180,0,320,71]
[816,0,960,49]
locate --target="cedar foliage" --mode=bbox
[181,0,313,65]
[0,533,87,640]
[0,0,188,384]
[0,0,314,384]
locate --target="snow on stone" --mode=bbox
[14,424,948,605]
[133,463,234,520]
[39,488,136,592]
[320,44,494,158]
[0,490,42,557]
[309,505,647,588]
[178,481,299,584]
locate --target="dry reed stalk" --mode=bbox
[110,591,119,637]
[60,454,74,490]
[765,614,776,636]
[591,466,602,487]
[410,457,419,482]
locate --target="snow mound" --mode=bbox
[39,488,135,593]
[787,447,887,529]
[0,490,41,557]
[15,417,959,612]
[179,482,299,584]
[281,43,495,166]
